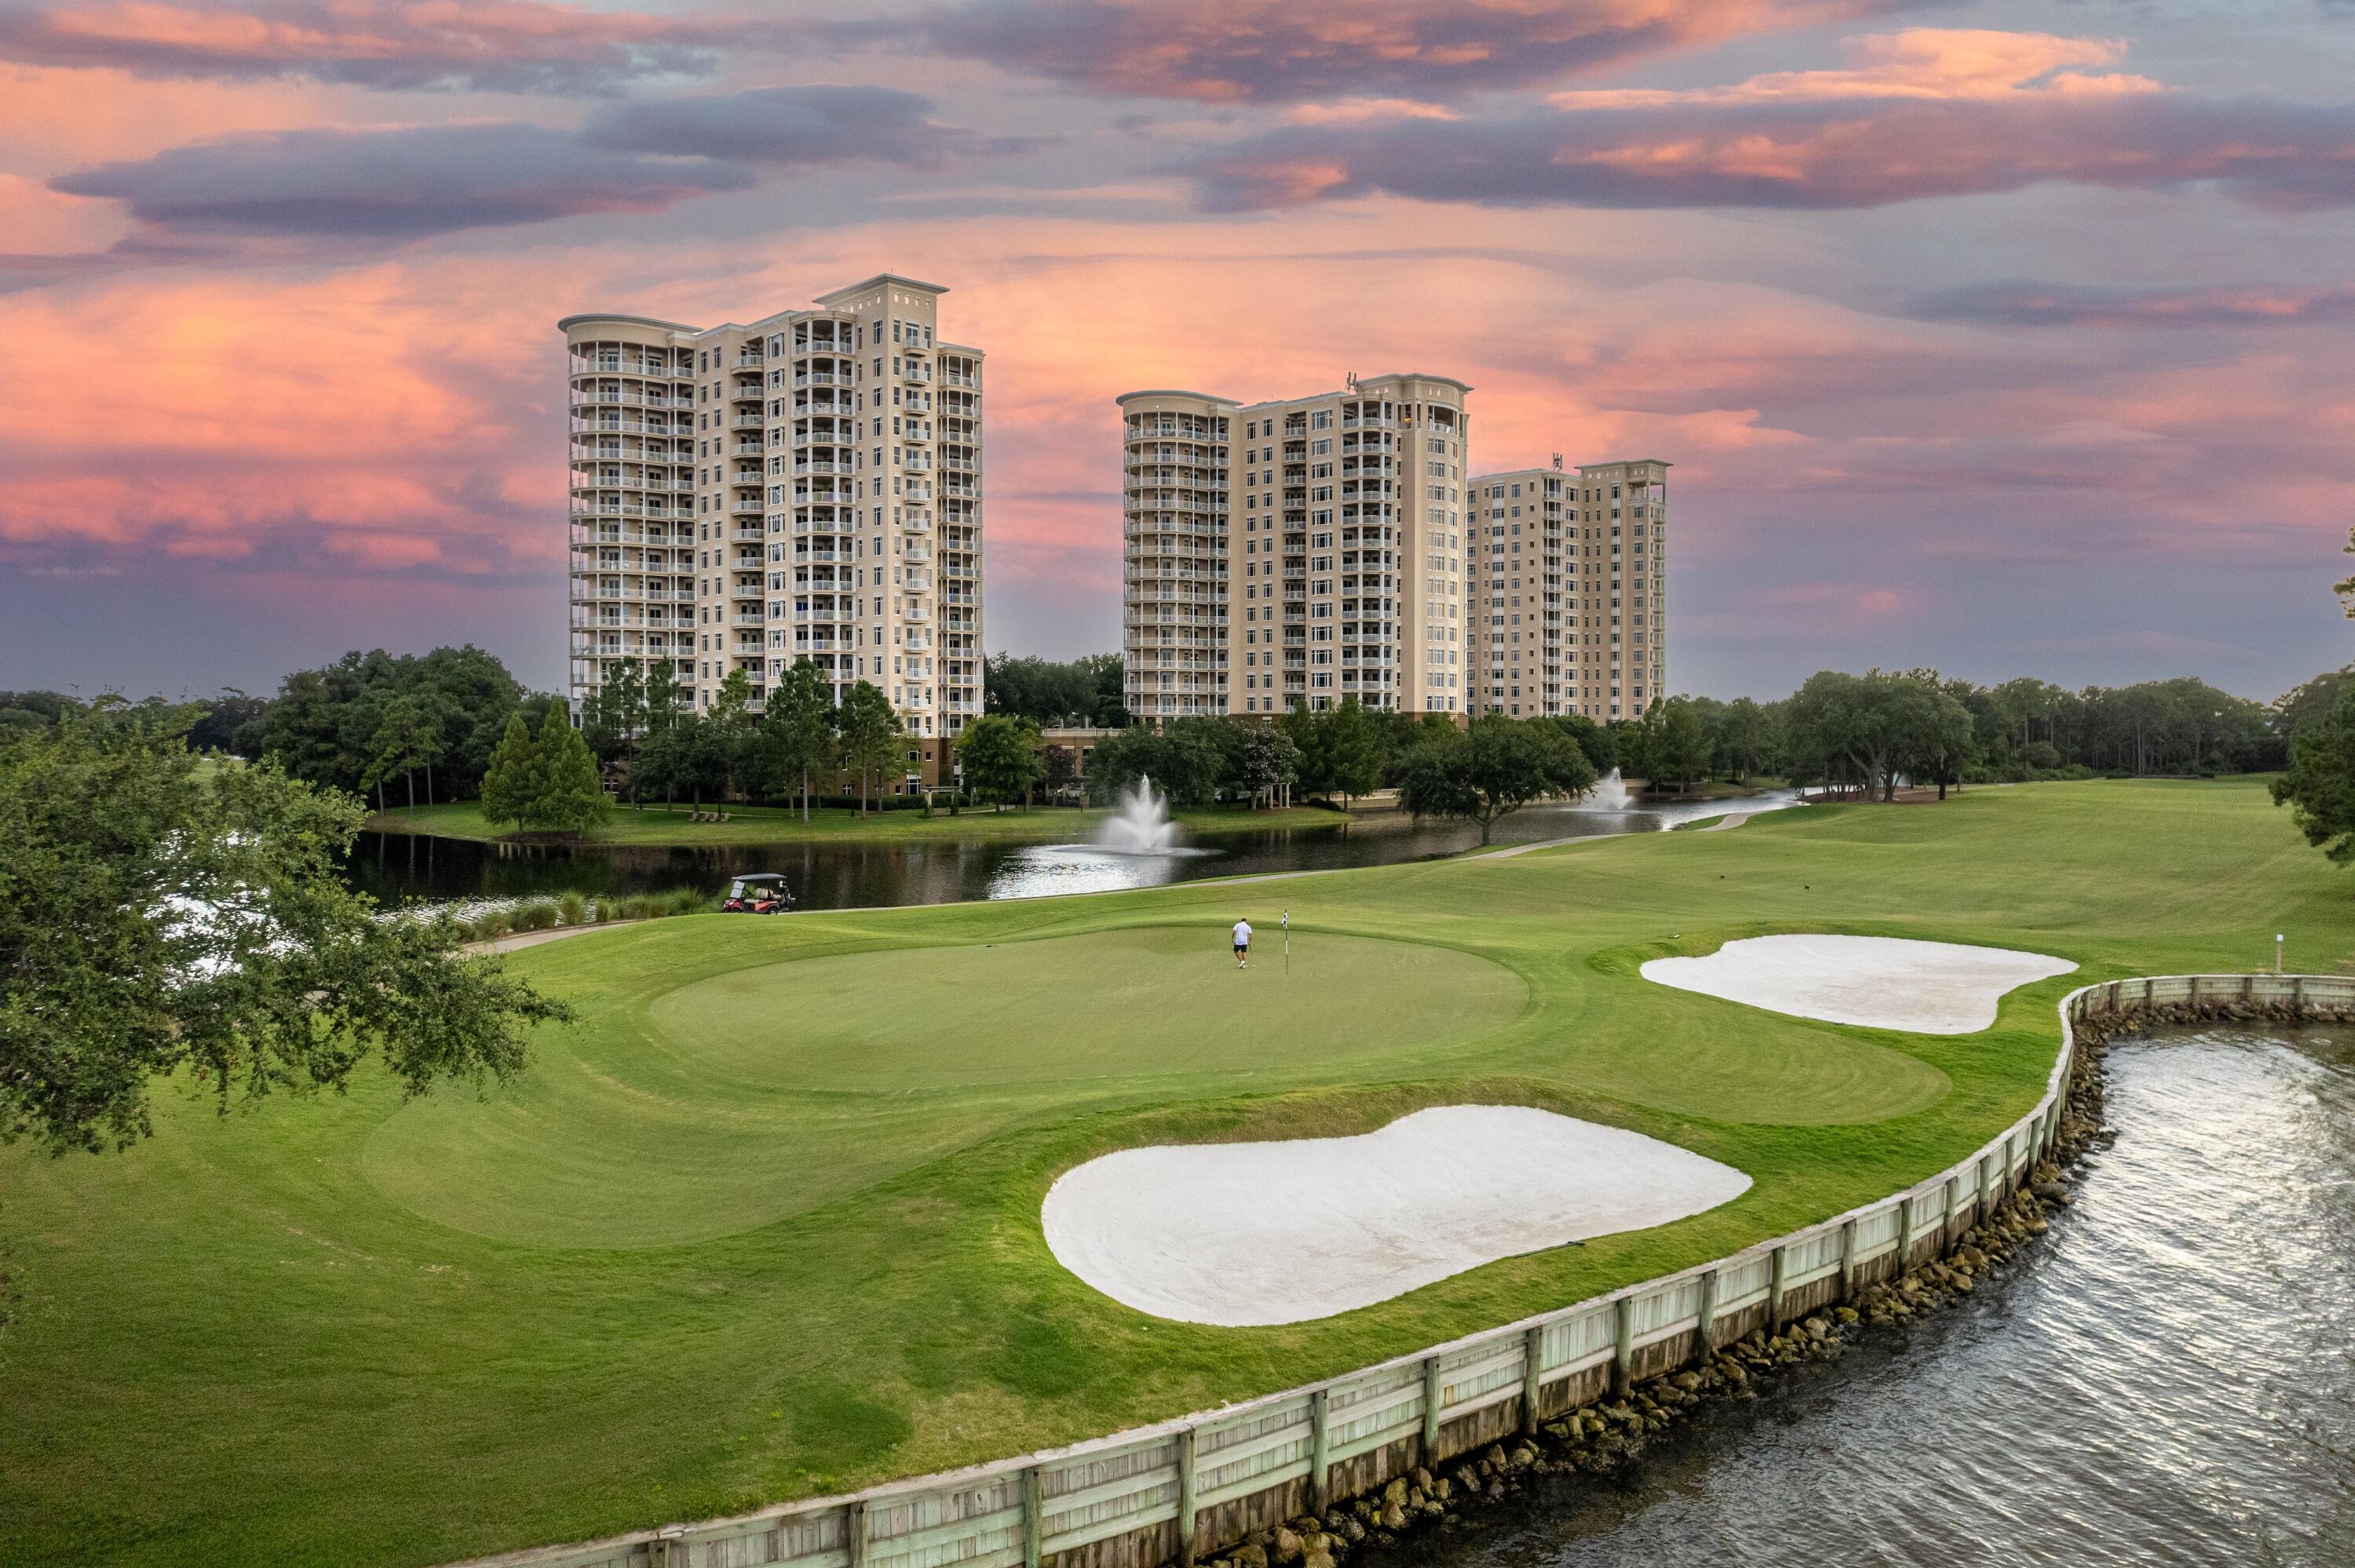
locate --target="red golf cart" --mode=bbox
[721,873,793,914]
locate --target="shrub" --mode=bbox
[558,892,587,928]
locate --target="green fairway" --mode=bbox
[366,798,1346,846]
[4,779,2347,1568]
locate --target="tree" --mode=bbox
[835,681,905,817]
[2273,681,2355,864]
[477,713,539,830]
[1645,698,1714,795]
[1612,714,1656,789]
[706,668,760,800]
[1894,672,1978,800]
[1396,715,1595,844]
[1042,743,1079,801]
[1298,698,1385,805]
[524,706,609,836]
[759,658,835,822]
[956,713,1046,810]
[0,704,568,1155]
[236,645,524,802]
[366,696,441,812]
[984,653,1125,726]
[579,658,644,773]
[1235,725,1301,809]
[1551,713,1616,778]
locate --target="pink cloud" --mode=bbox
[1191,33,2355,213]
[0,1,789,93]
[907,0,1908,103]
[1554,29,2163,108]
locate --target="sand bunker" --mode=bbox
[1641,934,2075,1034]
[1040,1106,1751,1326]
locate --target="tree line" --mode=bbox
[574,657,915,819]
[1608,669,2324,800]
[9,651,2339,834]
[981,653,1127,728]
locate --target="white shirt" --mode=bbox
[1232,921,1252,945]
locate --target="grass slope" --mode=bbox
[2,779,2344,1568]
[366,800,1347,846]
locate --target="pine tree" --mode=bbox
[478,712,535,831]
[527,706,609,837]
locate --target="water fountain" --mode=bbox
[1588,767,1635,810]
[1092,777,1183,855]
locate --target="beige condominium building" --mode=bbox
[1470,459,1668,720]
[1119,374,1472,719]
[560,274,982,738]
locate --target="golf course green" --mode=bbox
[2,779,2343,1568]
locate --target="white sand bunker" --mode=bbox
[1041,1106,1751,1326]
[1641,934,2076,1034]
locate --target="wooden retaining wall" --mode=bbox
[464,973,2350,1568]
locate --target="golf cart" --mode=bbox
[721,873,793,914]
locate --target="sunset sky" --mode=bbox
[2,0,2352,702]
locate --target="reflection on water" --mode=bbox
[1378,1026,2355,1568]
[344,792,1798,911]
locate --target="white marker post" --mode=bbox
[2276,933,2284,975]
[1283,910,1291,975]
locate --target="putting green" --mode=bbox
[363,925,1528,1248]
[647,926,1529,1091]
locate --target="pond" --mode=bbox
[342,793,1798,911]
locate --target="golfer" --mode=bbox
[1232,917,1252,968]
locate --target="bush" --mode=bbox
[558,892,587,928]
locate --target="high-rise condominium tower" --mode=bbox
[1469,459,1668,720]
[562,274,982,738]
[1119,374,1472,719]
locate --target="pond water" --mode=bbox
[1375,1026,2355,1567]
[342,792,1798,910]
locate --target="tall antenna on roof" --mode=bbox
[1345,370,1358,391]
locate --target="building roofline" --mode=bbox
[1575,458,1674,470]
[1352,372,1473,393]
[557,312,698,335]
[814,272,951,304]
[1116,389,1238,406]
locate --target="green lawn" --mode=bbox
[3,779,2345,1568]
[366,798,1349,846]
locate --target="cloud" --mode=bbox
[900,0,1907,104]
[1908,281,2355,327]
[1286,98,1459,126]
[0,0,790,94]
[1188,33,2355,212]
[49,87,994,242]
[1554,28,2160,107]
[580,84,962,165]
[51,122,756,239]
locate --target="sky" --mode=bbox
[1,0,2351,704]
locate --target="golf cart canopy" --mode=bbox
[728,874,788,893]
